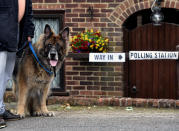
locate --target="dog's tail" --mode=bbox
[12,56,23,99]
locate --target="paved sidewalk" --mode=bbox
[2,104,179,131]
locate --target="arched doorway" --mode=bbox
[123,8,179,99]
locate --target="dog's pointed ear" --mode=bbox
[44,24,52,38]
[61,27,69,40]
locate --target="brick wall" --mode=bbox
[32,0,179,98]
[65,57,124,98]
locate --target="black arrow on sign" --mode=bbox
[118,55,123,60]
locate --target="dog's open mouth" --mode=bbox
[48,47,59,67]
[50,60,58,67]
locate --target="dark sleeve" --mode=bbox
[23,0,35,38]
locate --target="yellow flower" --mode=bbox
[91,29,93,33]
[73,36,77,40]
[103,49,107,53]
[89,39,92,42]
[97,40,100,43]
[85,35,88,40]
[105,39,109,42]
[90,45,94,48]
[99,47,103,51]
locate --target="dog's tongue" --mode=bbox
[50,60,57,67]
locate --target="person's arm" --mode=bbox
[23,0,34,41]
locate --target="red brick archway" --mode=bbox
[119,0,179,99]
[109,0,179,98]
[108,0,179,28]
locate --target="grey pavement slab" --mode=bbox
[1,104,179,131]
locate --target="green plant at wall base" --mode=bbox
[70,29,109,53]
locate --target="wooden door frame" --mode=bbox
[123,28,130,97]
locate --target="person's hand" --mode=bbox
[27,37,32,42]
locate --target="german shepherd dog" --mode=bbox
[14,24,69,118]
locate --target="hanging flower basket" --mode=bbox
[70,29,109,53]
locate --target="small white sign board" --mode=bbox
[89,53,125,62]
[129,51,178,60]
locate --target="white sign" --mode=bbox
[129,51,178,60]
[89,53,125,62]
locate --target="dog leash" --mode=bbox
[28,42,53,75]
[17,41,28,52]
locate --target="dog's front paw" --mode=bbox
[17,113,25,119]
[32,111,43,117]
[42,111,55,117]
